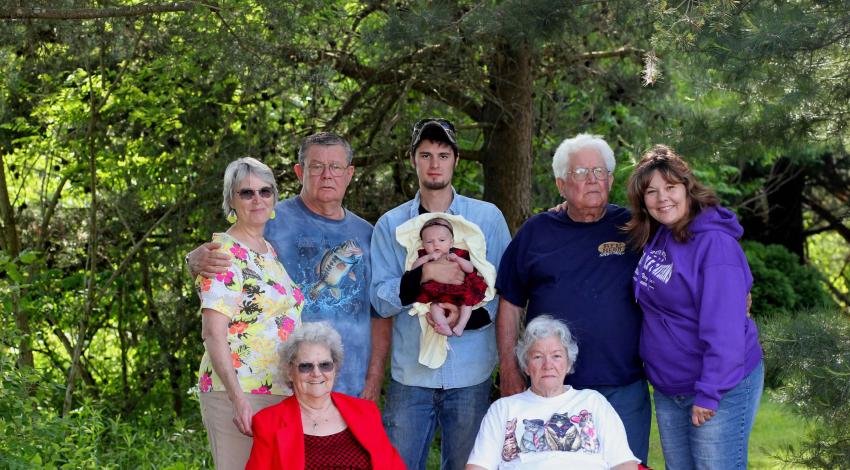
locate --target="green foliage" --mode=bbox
[743,241,833,317]
[808,231,850,309]
[655,0,850,164]
[0,354,209,469]
[760,308,850,469]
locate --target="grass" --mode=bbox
[426,390,812,469]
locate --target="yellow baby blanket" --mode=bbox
[395,213,496,368]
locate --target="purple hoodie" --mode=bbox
[633,205,762,411]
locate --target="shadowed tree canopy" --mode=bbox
[652,0,850,306]
[185,0,665,232]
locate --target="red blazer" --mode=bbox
[246,393,406,470]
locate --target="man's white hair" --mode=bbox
[551,134,616,179]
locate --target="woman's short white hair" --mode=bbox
[551,134,616,180]
[221,157,279,217]
[280,322,344,388]
[515,315,579,375]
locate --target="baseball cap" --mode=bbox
[410,118,458,156]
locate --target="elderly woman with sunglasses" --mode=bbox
[246,322,405,469]
[196,157,305,470]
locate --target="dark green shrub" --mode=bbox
[743,241,833,318]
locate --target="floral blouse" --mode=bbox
[196,232,304,396]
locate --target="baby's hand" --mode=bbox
[445,252,458,262]
[430,252,443,262]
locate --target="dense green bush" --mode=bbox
[0,357,209,469]
[743,241,833,317]
[760,308,850,469]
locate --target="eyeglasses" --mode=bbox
[412,118,456,136]
[296,361,335,374]
[568,167,610,182]
[237,187,274,200]
[306,162,348,177]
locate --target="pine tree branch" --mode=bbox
[0,3,214,20]
[823,276,850,310]
[576,46,646,60]
[324,47,486,120]
[804,196,850,244]
[803,223,837,237]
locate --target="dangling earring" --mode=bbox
[227,209,237,224]
[269,209,276,220]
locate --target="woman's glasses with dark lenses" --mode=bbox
[412,118,456,135]
[296,361,335,374]
[237,187,274,200]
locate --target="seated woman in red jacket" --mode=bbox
[246,322,405,470]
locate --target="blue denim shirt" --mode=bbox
[370,189,511,389]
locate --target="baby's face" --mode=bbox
[421,225,453,256]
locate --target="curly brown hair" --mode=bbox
[624,145,719,249]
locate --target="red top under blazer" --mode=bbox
[246,392,406,470]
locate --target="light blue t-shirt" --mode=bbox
[264,195,374,396]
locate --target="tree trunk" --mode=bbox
[481,41,534,234]
[0,3,199,20]
[764,158,805,259]
[119,281,129,397]
[168,352,184,415]
[63,71,99,416]
[0,153,33,368]
[740,157,806,260]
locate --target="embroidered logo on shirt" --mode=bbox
[597,241,626,257]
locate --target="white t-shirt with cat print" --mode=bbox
[467,387,637,470]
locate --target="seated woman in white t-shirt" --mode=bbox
[466,316,639,470]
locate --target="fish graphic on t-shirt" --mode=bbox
[309,240,362,300]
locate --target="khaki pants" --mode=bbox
[200,391,286,470]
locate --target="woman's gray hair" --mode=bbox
[515,315,579,375]
[551,134,616,180]
[280,322,344,387]
[221,157,279,217]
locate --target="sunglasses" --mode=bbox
[412,118,456,136]
[296,361,335,374]
[236,187,274,200]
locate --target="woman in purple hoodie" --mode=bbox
[625,145,763,470]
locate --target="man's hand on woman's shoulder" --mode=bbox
[187,242,231,278]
